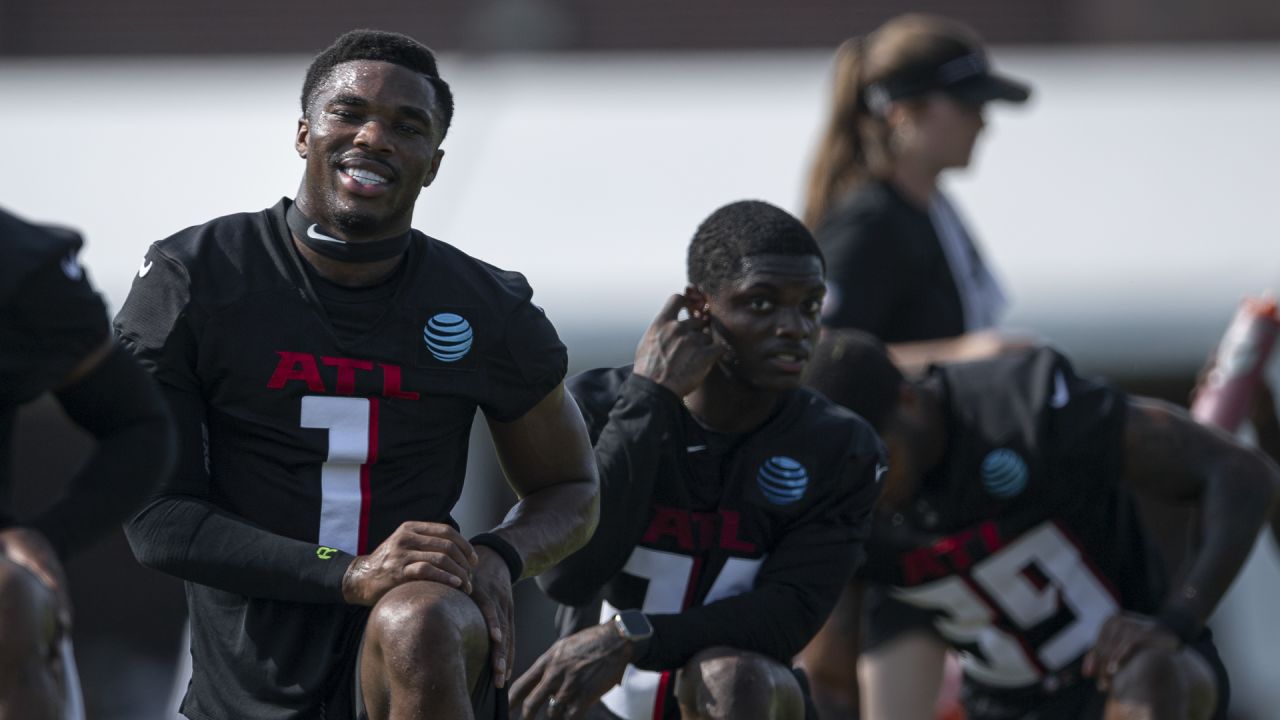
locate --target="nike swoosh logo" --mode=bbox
[307,224,346,244]
[60,255,83,280]
[138,259,153,278]
[875,463,888,483]
[1050,370,1070,409]
[687,445,707,453]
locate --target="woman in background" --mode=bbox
[803,13,1031,373]
[798,15,1033,720]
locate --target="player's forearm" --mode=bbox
[126,495,352,603]
[537,375,676,603]
[34,346,176,557]
[484,477,599,581]
[1165,448,1278,630]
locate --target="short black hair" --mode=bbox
[301,29,455,141]
[806,329,904,431]
[687,200,824,294]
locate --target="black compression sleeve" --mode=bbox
[33,344,175,557]
[535,374,681,605]
[124,382,353,603]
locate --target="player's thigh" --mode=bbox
[363,581,490,687]
[674,646,804,720]
[0,556,56,661]
[858,630,948,720]
[1106,644,1218,720]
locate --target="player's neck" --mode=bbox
[293,239,405,288]
[888,161,940,209]
[683,372,783,434]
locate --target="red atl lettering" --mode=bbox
[266,352,420,400]
[322,356,373,396]
[901,520,1006,585]
[641,505,758,554]
[267,352,325,392]
[381,363,420,400]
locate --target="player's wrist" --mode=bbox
[611,609,654,661]
[470,532,523,584]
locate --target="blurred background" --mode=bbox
[3,1,1280,717]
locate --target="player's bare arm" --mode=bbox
[1084,397,1280,688]
[479,381,600,687]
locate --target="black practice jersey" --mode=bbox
[859,348,1165,695]
[114,198,566,720]
[0,208,109,536]
[540,368,882,720]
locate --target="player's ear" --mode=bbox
[422,149,445,188]
[295,117,310,159]
[684,285,709,319]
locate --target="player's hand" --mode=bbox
[1082,612,1181,693]
[470,546,516,688]
[510,622,633,720]
[0,527,72,633]
[341,521,478,606]
[633,293,727,398]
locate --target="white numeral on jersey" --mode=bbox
[300,396,379,555]
[600,547,765,720]
[893,522,1119,688]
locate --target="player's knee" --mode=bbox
[366,581,487,669]
[1109,645,1215,718]
[675,647,803,720]
[0,562,52,652]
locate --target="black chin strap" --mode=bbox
[286,203,412,263]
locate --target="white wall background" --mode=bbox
[4,47,1280,715]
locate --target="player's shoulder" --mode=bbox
[0,208,84,302]
[417,234,538,309]
[566,365,633,408]
[149,203,278,269]
[789,386,883,456]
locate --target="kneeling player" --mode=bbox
[1,208,175,719]
[802,330,1280,720]
[511,201,883,719]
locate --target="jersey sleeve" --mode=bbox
[3,249,109,405]
[817,210,908,336]
[536,371,679,605]
[478,277,568,422]
[635,431,884,671]
[115,244,352,603]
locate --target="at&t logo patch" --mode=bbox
[981,449,1029,498]
[757,456,808,505]
[423,313,473,362]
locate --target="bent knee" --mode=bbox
[676,647,803,720]
[1110,646,1217,719]
[366,581,488,659]
[0,560,56,662]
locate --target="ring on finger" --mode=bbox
[548,696,559,713]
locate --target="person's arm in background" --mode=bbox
[885,330,1040,375]
[1247,381,1280,546]
[1083,397,1280,687]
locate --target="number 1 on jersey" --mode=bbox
[301,396,380,555]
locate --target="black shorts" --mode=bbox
[322,615,505,720]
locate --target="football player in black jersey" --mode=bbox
[113,31,599,720]
[801,330,1279,720]
[0,207,174,719]
[510,201,883,720]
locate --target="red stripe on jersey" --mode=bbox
[358,398,380,554]
[653,670,674,720]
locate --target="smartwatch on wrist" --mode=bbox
[613,609,653,640]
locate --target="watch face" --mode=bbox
[617,610,653,638]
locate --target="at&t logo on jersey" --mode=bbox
[423,313,473,362]
[757,456,808,505]
[981,448,1029,498]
